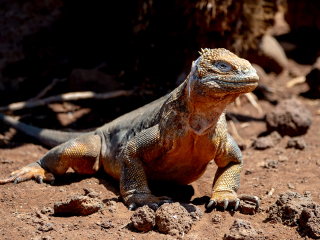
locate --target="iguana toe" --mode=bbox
[147,203,159,211]
[208,191,240,210]
[208,192,260,211]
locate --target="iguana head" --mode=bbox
[188,48,259,97]
[186,48,259,135]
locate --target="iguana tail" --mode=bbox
[0,112,93,148]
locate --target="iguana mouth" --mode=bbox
[219,77,259,84]
[202,75,259,84]
[213,78,259,90]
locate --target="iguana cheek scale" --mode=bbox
[0,48,259,211]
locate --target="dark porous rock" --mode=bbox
[155,202,193,236]
[224,219,263,240]
[299,203,320,239]
[306,57,320,98]
[267,191,313,226]
[266,99,312,136]
[252,131,282,150]
[181,203,203,222]
[130,205,155,232]
[287,137,306,150]
[240,201,257,215]
[54,193,103,216]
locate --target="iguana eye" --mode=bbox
[216,62,231,72]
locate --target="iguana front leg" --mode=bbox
[208,134,259,210]
[120,125,172,210]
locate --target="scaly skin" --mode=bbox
[0,48,260,211]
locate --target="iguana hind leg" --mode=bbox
[0,134,102,185]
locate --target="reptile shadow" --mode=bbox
[55,172,196,203]
[53,172,94,187]
[96,170,122,197]
[192,196,210,206]
[148,181,195,203]
[205,205,237,215]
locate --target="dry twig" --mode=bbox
[229,120,244,142]
[0,90,133,112]
[244,92,263,115]
[286,76,306,88]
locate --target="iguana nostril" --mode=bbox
[242,67,249,74]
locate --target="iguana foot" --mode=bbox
[207,191,260,211]
[125,193,173,211]
[207,191,240,210]
[0,162,55,185]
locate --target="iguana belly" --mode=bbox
[145,135,218,185]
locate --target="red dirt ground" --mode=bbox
[0,60,320,240]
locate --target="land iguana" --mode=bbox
[0,48,260,211]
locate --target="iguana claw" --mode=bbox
[36,175,43,184]
[235,199,240,210]
[128,203,137,211]
[206,199,217,209]
[223,200,228,210]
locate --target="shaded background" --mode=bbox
[0,0,319,130]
